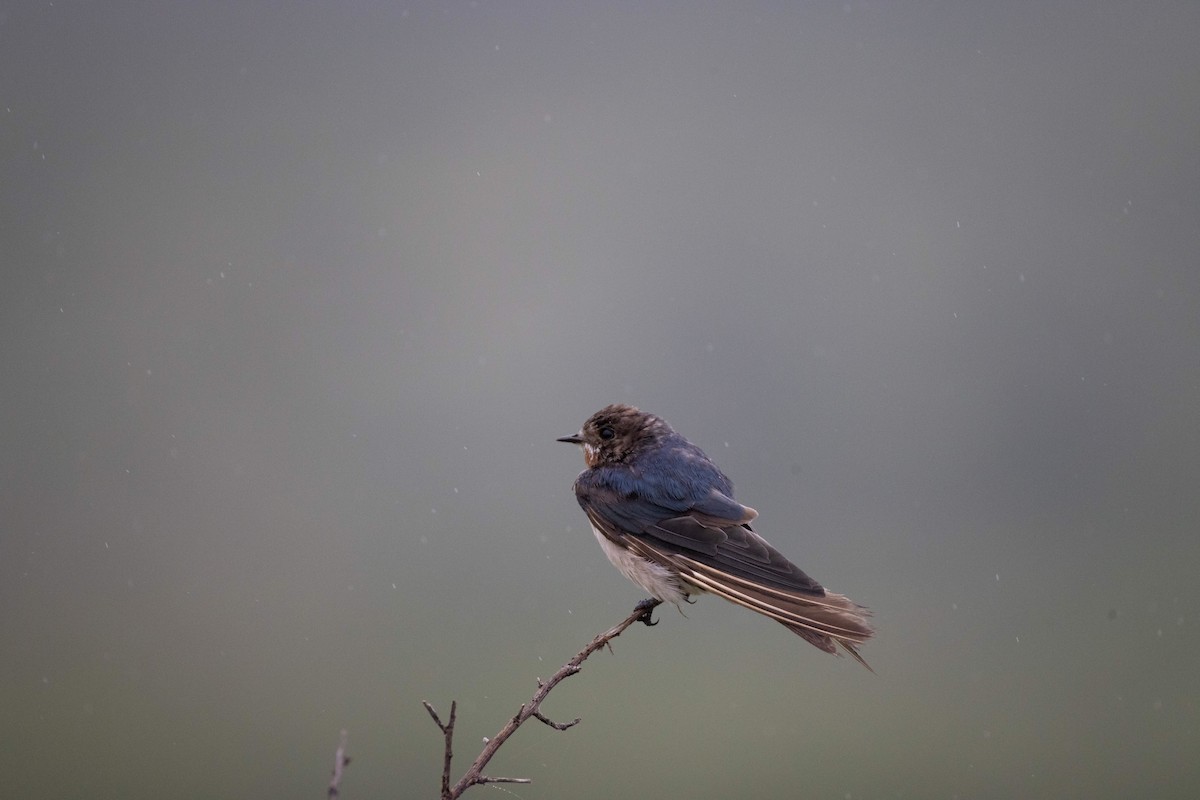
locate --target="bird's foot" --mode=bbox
[634,597,662,626]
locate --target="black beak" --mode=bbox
[556,433,583,444]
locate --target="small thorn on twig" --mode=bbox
[532,708,581,731]
[423,701,448,732]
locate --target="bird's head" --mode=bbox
[557,404,671,467]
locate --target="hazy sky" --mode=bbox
[3,3,1198,798]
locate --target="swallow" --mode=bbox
[559,404,873,669]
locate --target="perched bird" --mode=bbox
[558,404,873,669]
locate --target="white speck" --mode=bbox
[105,542,109,549]
[1019,273,1025,283]
[723,442,729,448]
[220,271,225,279]
[951,603,958,610]
[453,487,459,493]
[431,508,437,514]
[956,220,961,228]
[1015,636,1020,643]
[953,312,958,319]
[995,573,1000,582]
[482,737,489,744]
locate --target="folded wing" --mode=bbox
[578,478,874,669]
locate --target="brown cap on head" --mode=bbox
[557,404,671,467]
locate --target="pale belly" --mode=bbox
[591,524,693,606]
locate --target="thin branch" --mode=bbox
[475,775,533,786]
[531,708,580,731]
[424,599,661,799]
[327,729,350,799]
[422,700,457,800]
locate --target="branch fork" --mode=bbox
[423,599,661,799]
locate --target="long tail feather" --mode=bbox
[665,554,874,669]
[625,537,875,670]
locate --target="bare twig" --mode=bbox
[531,707,579,731]
[424,599,661,799]
[422,700,456,799]
[327,729,350,799]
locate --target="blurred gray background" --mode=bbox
[3,2,1198,798]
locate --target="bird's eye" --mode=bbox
[599,426,615,440]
